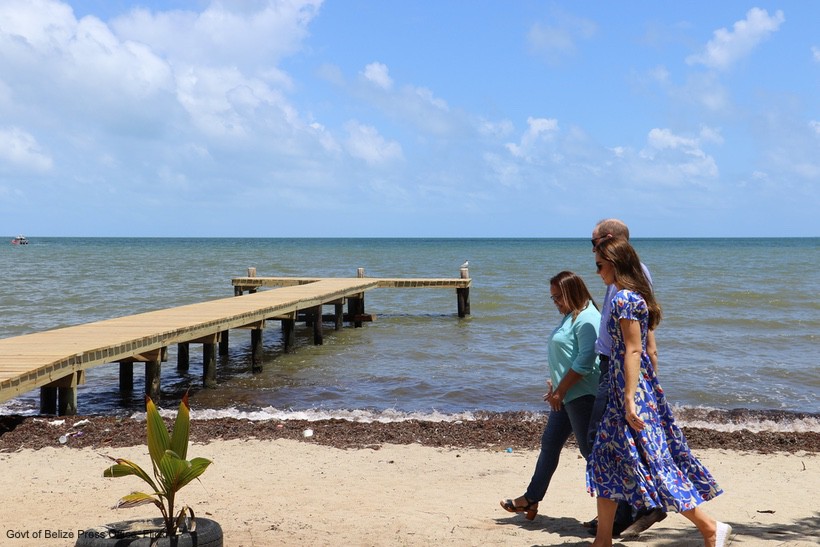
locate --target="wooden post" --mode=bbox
[120,362,134,390]
[203,343,217,388]
[219,329,230,355]
[352,269,366,328]
[234,286,243,296]
[58,387,78,416]
[282,317,296,353]
[334,302,344,330]
[145,359,161,402]
[457,267,471,317]
[347,295,364,328]
[40,386,57,415]
[312,305,324,345]
[41,372,83,415]
[251,328,263,372]
[177,343,190,371]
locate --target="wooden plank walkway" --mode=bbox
[0,273,471,415]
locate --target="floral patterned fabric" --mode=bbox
[586,289,723,512]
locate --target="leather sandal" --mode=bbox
[500,496,538,520]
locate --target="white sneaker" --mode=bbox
[715,521,733,547]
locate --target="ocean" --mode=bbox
[1,237,818,432]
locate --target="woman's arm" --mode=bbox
[620,318,645,430]
[646,329,658,374]
[548,369,583,411]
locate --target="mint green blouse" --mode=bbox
[547,302,601,403]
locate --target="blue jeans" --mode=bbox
[587,356,634,527]
[525,394,595,503]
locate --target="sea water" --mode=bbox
[1,237,818,432]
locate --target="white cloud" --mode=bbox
[637,127,719,183]
[0,1,175,115]
[0,127,53,172]
[505,117,559,159]
[483,151,521,188]
[111,1,322,70]
[362,62,393,90]
[344,121,403,165]
[175,65,300,139]
[527,8,597,65]
[478,119,515,138]
[686,8,784,70]
[698,126,724,145]
[676,73,730,111]
[347,62,455,136]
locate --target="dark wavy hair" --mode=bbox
[595,238,662,329]
[550,271,598,320]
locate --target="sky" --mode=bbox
[0,1,818,238]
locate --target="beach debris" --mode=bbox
[73,419,90,427]
[49,419,65,426]
[303,429,314,438]
[58,431,85,444]
[505,447,513,453]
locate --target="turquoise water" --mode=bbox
[1,238,818,429]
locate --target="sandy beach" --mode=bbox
[0,425,817,546]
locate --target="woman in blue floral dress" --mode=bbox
[586,238,732,547]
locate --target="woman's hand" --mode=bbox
[625,398,644,431]
[543,380,563,411]
[546,389,564,411]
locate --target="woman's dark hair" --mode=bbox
[595,238,662,329]
[550,271,597,320]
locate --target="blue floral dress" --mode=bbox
[586,289,723,512]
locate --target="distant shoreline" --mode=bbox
[9,235,819,240]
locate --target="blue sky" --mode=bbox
[1,1,817,237]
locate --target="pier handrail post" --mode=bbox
[457,267,471,317]
[353,268,365,327]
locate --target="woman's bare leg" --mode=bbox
[680,507,719,546]
[592,497,618,547]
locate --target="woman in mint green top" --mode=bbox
[547,287,601,405]
[501,271,600,521]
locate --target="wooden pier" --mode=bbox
[0,269,470,415]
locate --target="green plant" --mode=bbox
[103,392,212,538]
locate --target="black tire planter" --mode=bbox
[75,517,222,547]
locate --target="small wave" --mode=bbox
[670,405,820,433]
[158,405,820,433]
[165,406,482,424]
[6,400,818,434]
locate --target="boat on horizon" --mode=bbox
[11,235,29,245]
